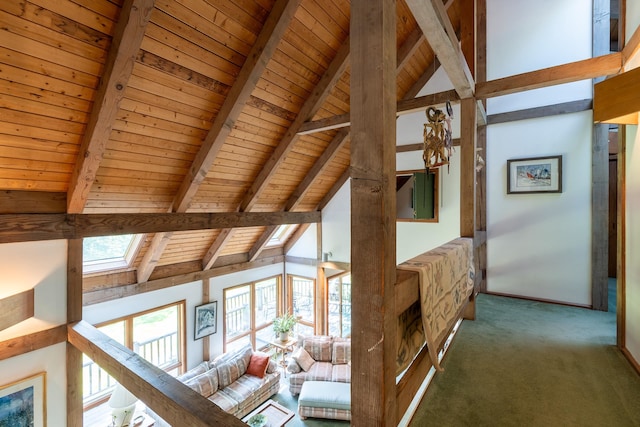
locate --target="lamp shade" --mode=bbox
[109,383,138,427]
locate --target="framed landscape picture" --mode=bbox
[0,372,46,427]
[507,155,562,194]
[195,301,217,340]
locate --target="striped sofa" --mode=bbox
[286,335,351,396]
[147,343,281,425]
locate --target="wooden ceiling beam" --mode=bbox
[138,0,301,281]
[622,22,640,66]
[0,290,34,332]
[406,0,475,98]
[66,0,155,213]
[0,211,320,244]
[202,228,234,270]
[69,321,245,427]
[0,325,67,361]
[84,253,285,305]
[205,35,351,267]
[250,21,434,261]
[298,89,459,135]
[238,36,351,213]
[171,0,302,213]
[476,52,622,99]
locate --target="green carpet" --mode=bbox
[408,293,640,427]
[270,292,640,426]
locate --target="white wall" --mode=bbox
[485,0,593,305]
[0,240,68,427]
[286,223,317,259]
[0,343,67,426]
[486,112,592,304]
[625,124,640,364]
[487,0,592,113]
[321,181,351,263]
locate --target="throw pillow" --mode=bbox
[292,346,315,371]
[245,352,270,378]
[332,340,351,364]
[216,359,242,389]
[266,359,278,374]
[286,358,301,374]
[303,336,333,362]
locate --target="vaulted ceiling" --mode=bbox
[0,0,464,287]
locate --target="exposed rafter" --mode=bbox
[298,89,459,135]
[0,211,320,244]
[203,35,351,268]
[406,0,475,98]
[137,0,302,281]
[476,53,622,98]
[66,0,155,213]
[248,19,446,261]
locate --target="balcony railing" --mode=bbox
[83,332,178,404]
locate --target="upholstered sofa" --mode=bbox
[286,335,351,395]
[147,343,281,425]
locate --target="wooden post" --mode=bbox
[476,0,487,292]
[592,0,610,311]
[67,239,83,427]
[202,278,210,362]
[350,0,397,425]
[460,98,477,238]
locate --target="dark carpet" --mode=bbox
[271,290,640,426]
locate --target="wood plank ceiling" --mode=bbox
[0,0,461,287]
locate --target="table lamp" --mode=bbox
[108,383,138,427]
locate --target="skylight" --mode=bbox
[83,234,142,273]
[265,224,294,247]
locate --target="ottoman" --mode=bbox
[297,380,351,421]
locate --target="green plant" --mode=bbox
[247,413,267,427]
[273,311,297,334]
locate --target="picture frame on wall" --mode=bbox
[507,155,562,194]
[0,372,46,427]
[194,301,217,340]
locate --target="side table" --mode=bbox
[270,337,297,375]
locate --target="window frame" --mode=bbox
[223,275,282,353]
[82,234,144,274]
[326,271,351,338]
[84,301,186,409]
[286,274,316,334]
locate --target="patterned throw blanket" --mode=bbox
[396,238,474,373]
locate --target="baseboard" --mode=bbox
[621,347,640,376]
[482,291,591,309]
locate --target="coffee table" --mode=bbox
[241,399,294,427]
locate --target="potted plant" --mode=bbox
[273,311,297,341]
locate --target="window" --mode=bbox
[83,234,143,274]
[288,275,315,336]
[224,276,280,353]
[327,273,351,337]
[265,224,295,247]
[396,170,439,221]
[82,302,185,407]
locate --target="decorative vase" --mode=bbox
[280,331,289,342]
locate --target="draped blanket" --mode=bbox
[396,238,474,372]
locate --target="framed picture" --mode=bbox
[195,301,217,340]
[0,372,46,427]
[507,155,562,194]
